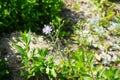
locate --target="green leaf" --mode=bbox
[27,29,31,46]
[114,69,119,79]
[33,57,39,62]
[13,43,26,57]
[51,68,57,77]
[15,37,21,42]
[73,3,80,10]
[81,50,85,61]
[20,71,26,77]
[96,67,105,78]
[83,74,92,80]
[29,49,36,60]
[20,31,27,45]
[89,54,95,65]
[76,61,84,68]
[38,48,48,57]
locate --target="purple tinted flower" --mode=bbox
[42,25,52,34]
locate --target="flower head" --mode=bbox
[42,25,52,35]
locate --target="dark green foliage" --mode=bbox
[0,0,63,33]
[0,52,10,80]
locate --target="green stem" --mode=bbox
[86,53,95,80]
[49,34,64,63]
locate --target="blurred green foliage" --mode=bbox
[0,52,10,80]
[12,30,120,80]
[0,0,63,33]
[90,0,116,27]
[13,31,57,80]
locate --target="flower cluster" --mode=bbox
[42,25,52,35]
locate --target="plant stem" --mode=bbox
[86,53,95,80]
[49,34,64,63]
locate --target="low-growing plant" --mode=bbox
[57,48,120,80]
[12,30,57,80]
[11,22,120,80]
[57,48,95,80]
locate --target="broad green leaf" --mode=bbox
[76,61,84,68]
[96,67,105,78]
[114,69,119,79]
[51,68,57,77]
[33,57,39,62]
[83,74,92,80]
[20,71,25,77]
[15,37,21,42]
[13,43,26,57]
[38,48,48,57]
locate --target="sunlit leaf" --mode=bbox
[13,43,26,57]
[27,29,31,46]
[51,68,57,77]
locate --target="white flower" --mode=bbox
[42,25,52,34]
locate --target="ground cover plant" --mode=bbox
[12,30,120,80]
[12,30,57,80]
[0,0,120,80]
